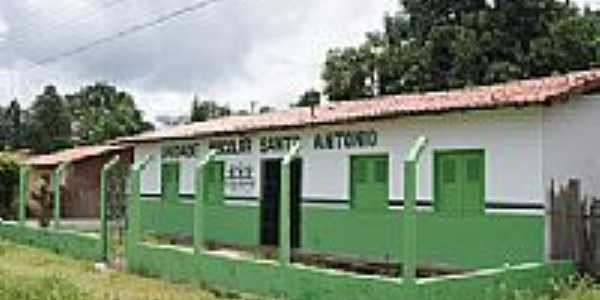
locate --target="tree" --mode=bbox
[66,83,153,145]
[190,96,231,122]
[259,106,275,114]
[294,89,322,107]
[27,85,72,154]
[5,100,23,149]
[322,0,600,101]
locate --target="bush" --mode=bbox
[0,152,22,219]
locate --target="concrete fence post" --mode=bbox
[126,155,153,261]
[279,143,301,265]
[18,165,30,227]
[53,162,70,231]
[194,150,217,254]
[100,155,120,262]
[403,136,428,285]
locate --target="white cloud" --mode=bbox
[0,0,595,122]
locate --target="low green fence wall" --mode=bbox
[0,222,102,261]
[139,197,543,269]
[127,242,573,300]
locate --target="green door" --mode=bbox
[350,155,388,212]
[435,154,462,215]
[462,152,485,217]
[205,161,224,206]
[161,161,180,201]
[434,150,484,217]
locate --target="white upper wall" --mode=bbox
[136,106,546,205]
[543,95,600,197]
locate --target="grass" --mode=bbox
[0,238,266,300]
[2,238,600,300]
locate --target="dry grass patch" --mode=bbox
[0,239,267,300]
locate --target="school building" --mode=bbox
[121,69,600,269]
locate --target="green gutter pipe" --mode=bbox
[100,155,120,262]
[279,143,301,265]
[194,150,217,254]
[403,136,428,285]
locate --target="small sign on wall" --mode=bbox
[224,160,257,197]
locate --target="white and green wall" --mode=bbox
[132,94,600,269]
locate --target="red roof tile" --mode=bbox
[26,145,126,167]
[122,69,600,143]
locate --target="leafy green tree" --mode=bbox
[294,89,321,107]
[191,96,231,122]
[27,85,72,154]
[5,100,23,149]
[322,0,600,101]
[322,45,377,101]
[66,83,153,145]
[0,152,22,219]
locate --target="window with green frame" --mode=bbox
[434,149,485,217]
[161,161,180,201]
[350,155,389,212]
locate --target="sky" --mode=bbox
[0,0,597,123]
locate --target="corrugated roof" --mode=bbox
[122,69,600,143]
[26,145,126,167]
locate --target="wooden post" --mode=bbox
[100,155,120,262]
[403,136,428,285]
[194,150,217,254]
[279,143,301,265]
[18,165,29,227]
[544,180,554,262]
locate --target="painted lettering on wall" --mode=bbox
[259,135,301,154]
[161,143,200,159]
[209,137,252,155]
[225,161,256,194]
[314,130,378,150]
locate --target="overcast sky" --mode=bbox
[0,0,597,123]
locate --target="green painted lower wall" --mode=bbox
[127,242,573,300]
[139,197,544,269]
[0,222,101,260]
[140,198,259,245]
[302,208,544,269]
[140,199,194,235]
[204,205,259,245]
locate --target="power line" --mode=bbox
[26,0,227,69]
[0,0,131,49]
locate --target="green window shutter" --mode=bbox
[355,158,368,183]
[161,161,180,201]
[206,161,224,206]
[374,159,388,183]
[466,157,481,182]
[442,159,456,184]
[351,155,389,212]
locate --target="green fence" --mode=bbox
[0,222,102,260]
[5,155,122,262]
[127,241,573,300]
[138,199,544,269]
